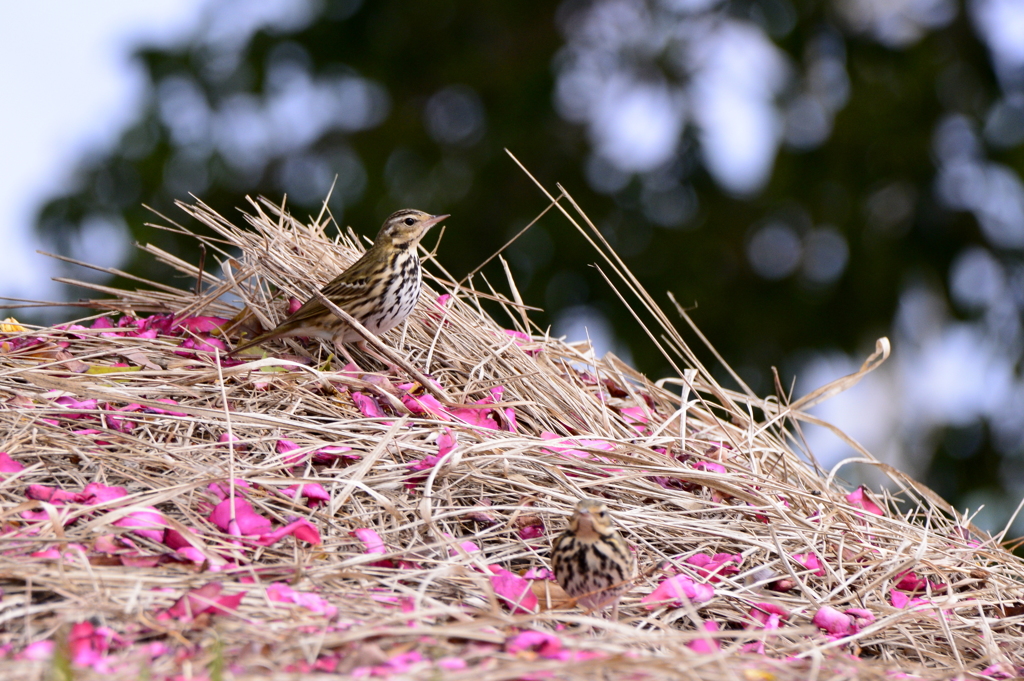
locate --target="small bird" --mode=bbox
[230,209,448,368]
[551,498,637,620]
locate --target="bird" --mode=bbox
[229,209,448,369]
[551,498,637,620]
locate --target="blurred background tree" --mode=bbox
[30,0,1024,537]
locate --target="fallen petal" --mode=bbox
[256,519,321,546]
[847,486,884,515]
[488,565,538,614]
[0,453,24,473]
[208,497,272,536]
[812,605,854,635]
[641,574,715,609]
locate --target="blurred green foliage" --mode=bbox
[34,0,1024,520]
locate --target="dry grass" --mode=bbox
[0,160,1021,680]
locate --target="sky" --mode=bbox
[0,1,206,304]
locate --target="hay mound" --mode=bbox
[0,171,1022,680]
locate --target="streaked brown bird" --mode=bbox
[230,209,448,368]
[551,498,637,620]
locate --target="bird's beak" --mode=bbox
[423,214,449,230]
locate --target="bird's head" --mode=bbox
[568,499,616,540]
[375,209,448,249]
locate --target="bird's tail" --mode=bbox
[227,331,274,357]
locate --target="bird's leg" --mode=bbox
[356,339,401,375]
[331,337,361,371]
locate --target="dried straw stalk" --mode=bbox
[0,159,1020,680]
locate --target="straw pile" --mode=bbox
[0,164,1022,680]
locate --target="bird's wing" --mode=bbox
[278,248,379,327]
[229,247,381,354]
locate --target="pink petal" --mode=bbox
[539,432,615,452]
[136,314,173,334]
[71,429,111,445]
[162,529,193,551]
[687,621,720,654]
[161,577,243,614]
[283,483,330,507]
[208,497,272,535]
[266,582,297,603]
[0,453,24,473]
[980,664,1018,680]
[180,335,228,353]
[206,479,251,501]
[218,432,247,450]
[313,445,357,463]
[94,534,133,554]
[742,640,766,655]
[353,528,387,554]
[846,486,884,515]
[890,590,911,609]
[519,524,545,540]
[641,574,715,609]
[276,439,300,454]
[68,621,115,667]
[437,428,456,456]
[523,567,554,580]
[619,406,649,433]
[487,565,538,614]
[446,385,510,431]
[352,392,384,418]
[748,602,789,627]
[80,483,129,505]
[19,640,55,661]
[26,484,79,504]
[385,650,424,673]
[502,406,517,432]
[812,605,854,635]
[113,509,168,542]
[685,552,742,581]
[105,415,134,433]
[176,547,208,564]
[506,630,562,657]
[693,461,726,474]
[449,406,499,430]
[256,519,321,546]
[407,454,441,473]
[436,658,467,670]
[276,439,305,465]
[893,570,939,592]
[446,536,481,556]
[792,552,826,577]
[846,608,875,630]
[54,396,98,417]
[503,329,529,342]
[146,399,187,416]
[166,582,225,620]
[267,582,338,617]
[172,316,230,334]
[402,392,447,418]
[32,545,87,560]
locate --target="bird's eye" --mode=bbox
[404,217,416,226]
